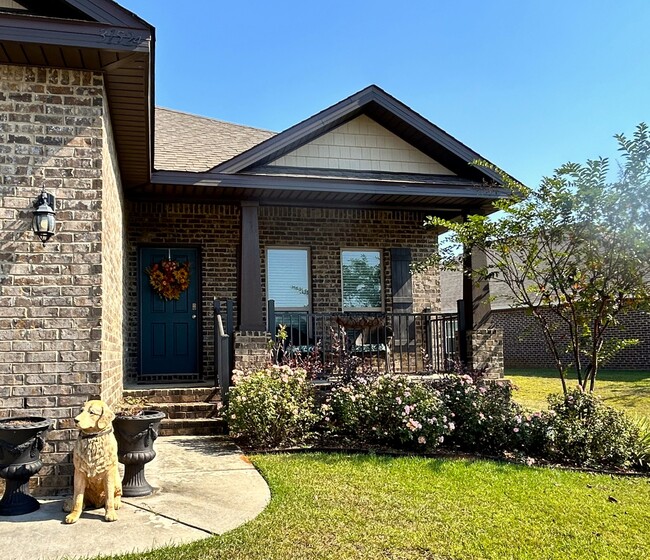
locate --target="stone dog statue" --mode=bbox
[63,399,122,523]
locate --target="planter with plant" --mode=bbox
[113,397,165,497]
[0,416,52,515]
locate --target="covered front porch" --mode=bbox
[126,86,509,386]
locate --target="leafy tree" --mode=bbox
[342,253,381,309]
[423,123,650,393]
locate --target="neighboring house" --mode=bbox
[441,270,650,371]
[0,0,511,493]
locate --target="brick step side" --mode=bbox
[153,401,222,420]
[123,387,220,404]
[159,418,227,437]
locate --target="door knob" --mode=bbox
[192,314,197,319]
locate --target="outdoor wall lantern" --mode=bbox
[32,188,56,245]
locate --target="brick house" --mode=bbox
[0,0,511,494]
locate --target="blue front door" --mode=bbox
[139,247,199,377]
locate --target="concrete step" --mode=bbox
[159,418,227,437]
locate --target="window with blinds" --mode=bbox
[266,248,310,310]
[341,249,382,311]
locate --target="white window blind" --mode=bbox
[267,249,310,309]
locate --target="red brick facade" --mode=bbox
[492,308,650,371]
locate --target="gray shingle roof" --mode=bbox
[154,107,276,172]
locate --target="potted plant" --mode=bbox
[113,397,165,497]
[0,416,52,515]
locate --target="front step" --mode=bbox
[122,385,226,436]
[159,418,227,436]
[123,387,219,403]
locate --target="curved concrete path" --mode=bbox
[0,436,271,560]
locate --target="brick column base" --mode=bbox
[234,331,271,371]
[466,327,504,379]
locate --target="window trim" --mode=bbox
[340,248,384,312]
[266,247,311,312]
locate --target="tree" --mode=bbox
[342,253,382,309]
[423,123,650,393]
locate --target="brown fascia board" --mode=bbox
[150,170,510,201]
[211,84,508,187]
[0,12,151,52]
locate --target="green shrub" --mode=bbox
[545,388,641,468]
[432,374,525,454]
[227,365,318,448]
[324,374,452,451]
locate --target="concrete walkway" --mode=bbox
[0,436,271,560]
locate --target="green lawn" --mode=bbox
[506,368,650,421]
[106,453,650,560]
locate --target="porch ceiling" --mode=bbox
[133,169,508,215]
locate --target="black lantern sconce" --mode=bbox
[32,188,56,245]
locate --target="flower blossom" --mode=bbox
[406,418,422,432]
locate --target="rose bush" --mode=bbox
[227,365,318,448]
[432,374,526,454]
[324,374,453,451]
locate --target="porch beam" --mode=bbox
[239,201,265,331]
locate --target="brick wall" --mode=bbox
[259,206,439,315]
[233,331,270,372]
[465,327,504,378]
[99,92,125,407]
[0,65,119,494]
[492,307,650,371]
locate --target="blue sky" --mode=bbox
[126,0,649,187]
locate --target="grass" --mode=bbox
[103,453,650,560]
[506,368,650,421]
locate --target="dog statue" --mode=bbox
[64,399,122,523]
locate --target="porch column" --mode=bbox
[462,245,491,330]
[239,201,265,331]
[459,225,504,378]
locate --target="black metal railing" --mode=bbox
[213,299,234,402]
[267,300,458,375]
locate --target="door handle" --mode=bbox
[192,314,197,319]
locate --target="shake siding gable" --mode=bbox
[269,115,455,174]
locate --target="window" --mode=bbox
[267,248,310,310]
[341,249,383,311]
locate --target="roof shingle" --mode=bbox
[154,107,276,172]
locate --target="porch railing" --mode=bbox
[267,300,458,376]
[213,299,234,402]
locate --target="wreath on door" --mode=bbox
[145,259,191,301]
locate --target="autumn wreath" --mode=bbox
[145,259,190,301]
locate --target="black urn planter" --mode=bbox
[0,416,52,516]
[113,410,165,497]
